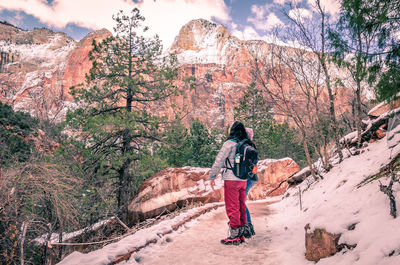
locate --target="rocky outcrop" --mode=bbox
[368,94,400,118]
[128,167,223,223]
[0,21,22,41]
[304,226,357,262]
[62,29,111,101]
[0,23,110,122]
[248,158,300,199]
[305,227,341,262]
[1,19,354,130]
[128,158,299,224]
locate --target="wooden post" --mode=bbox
[299,186,303,211]
[20,221,28,265]
[43,223,52,265]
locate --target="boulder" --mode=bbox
[368,95,400,118]
[128,167,223,224]
[376,123,387,139]
[305,227,341,262]
[248,158,300,199]
[128,158,300,223]
[304,226,357,262]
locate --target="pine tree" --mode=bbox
[329,0,383,147]
[159,117,191,167]
[67,8,178,223]
[365,0,400,102]
[187,119,218,167]
[0,102,37,166]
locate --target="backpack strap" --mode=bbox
[224,139,239,170]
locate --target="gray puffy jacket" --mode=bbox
[209,140,246,181]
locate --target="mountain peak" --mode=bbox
[169,19,240,65]
[170,18,232,52]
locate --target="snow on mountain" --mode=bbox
[0,33,75,70]
[169,19,242,65]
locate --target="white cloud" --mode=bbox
[230,22,238,30]
[274,0,287,6]
[232,26,260,41]
[247,4,283,32]
[232,26,282,44]
[0,0,230,49]
[3,11,24,27]
[307,0,340,17]
[232,25,310,50]
[288,7,312,22]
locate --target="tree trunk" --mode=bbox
[356,85,363,148]
[302,133,318,181]
[317,0,343,163]
[119,129,132,224]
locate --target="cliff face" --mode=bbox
[0,23,111,122]
[0,19,352,129]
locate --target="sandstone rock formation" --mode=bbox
[1,19,355,130]
[304,226,357,262]
[128,158,299,223]
[368,94,400,119]
[248,158,300,199]
[305,227,341,262]
[0,22,110,122]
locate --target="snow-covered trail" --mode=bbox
[130,201,281,265]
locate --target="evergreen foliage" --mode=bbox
[160,118,220,168]
[328,0,383,147]
[186,119,219,167]
[66,8,178,222]
[363,0,400,102]
[331,0,399,103]
[0,102,37,166]
[159,118,191,167]
[375,66,400,102]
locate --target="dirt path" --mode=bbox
[130,201,280,265]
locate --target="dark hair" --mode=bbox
[227,121,248,141]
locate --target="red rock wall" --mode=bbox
[128,158,300,223]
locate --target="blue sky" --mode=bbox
[0,0,340,48]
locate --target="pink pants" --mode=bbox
[224,180,247,229]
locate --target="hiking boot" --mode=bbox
[238,226,246,243]
[221,227,241,245]
[243,224,252,239]
[248,223,255,236]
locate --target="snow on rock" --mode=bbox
[267,135,400,265]
[169,19,242,65]
[0,33,75,71]
[128,158,299,224]
[35,218,114,245]
[128,167,224,224]
[340,131,358,146]
[368,92,400,118]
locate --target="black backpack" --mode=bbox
[225,139,259,180]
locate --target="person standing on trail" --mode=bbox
[209,121,248,245]
[243,127,257,238]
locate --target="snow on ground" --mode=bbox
[268,136,400,265]
[58,203,224,265]
[127,199,280,265]
[59,134,400,265]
